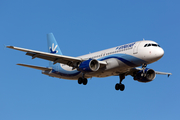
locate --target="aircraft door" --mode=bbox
[133,42,141,54]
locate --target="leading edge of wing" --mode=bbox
[17,63,52,71]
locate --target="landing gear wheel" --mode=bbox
[78,77,88,85]
[82,78,88,85]
[115,83,125,91]
[78,77,83,84]
[115,83,120,90]
[119,84,125,91]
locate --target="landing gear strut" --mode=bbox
[115,74,125,91]
[78,73,88,85]
[141,63,147,77]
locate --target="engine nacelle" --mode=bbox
[78,59,100,72]
[134,68,156,83]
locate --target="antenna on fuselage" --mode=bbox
[143,38,145,41]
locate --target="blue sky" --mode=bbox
[1,0,179,120]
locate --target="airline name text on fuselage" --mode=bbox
[115,42,135,51]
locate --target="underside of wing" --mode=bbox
[155,71,172,76]
[126,67,172,77]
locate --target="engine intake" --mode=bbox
[134,68,156,83]
[78,59,100,72]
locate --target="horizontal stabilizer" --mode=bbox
[17,63,52,71]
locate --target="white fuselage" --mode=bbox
[42,40,164,80]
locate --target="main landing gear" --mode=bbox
[78,74,88,85]
[115,74,125,91]
[78,77,88,85]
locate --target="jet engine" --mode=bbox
[78,59,100,72]
[134,68,156,83]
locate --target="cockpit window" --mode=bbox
[144,43,161,47]
[152,44,157,46]
[148,44,151,46]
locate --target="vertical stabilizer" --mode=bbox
[47,33,62,68]
[47,33,63,55]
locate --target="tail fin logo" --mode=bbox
[49,43,58,54]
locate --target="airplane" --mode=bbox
[6,33,172,91]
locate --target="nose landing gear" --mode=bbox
[141,63,147,77]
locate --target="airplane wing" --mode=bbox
[155,71,172,76]
[7,46,107,68]
[127,67,172,77]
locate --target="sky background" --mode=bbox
[1,0,179,120]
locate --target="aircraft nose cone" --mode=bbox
[156,48,164,59]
